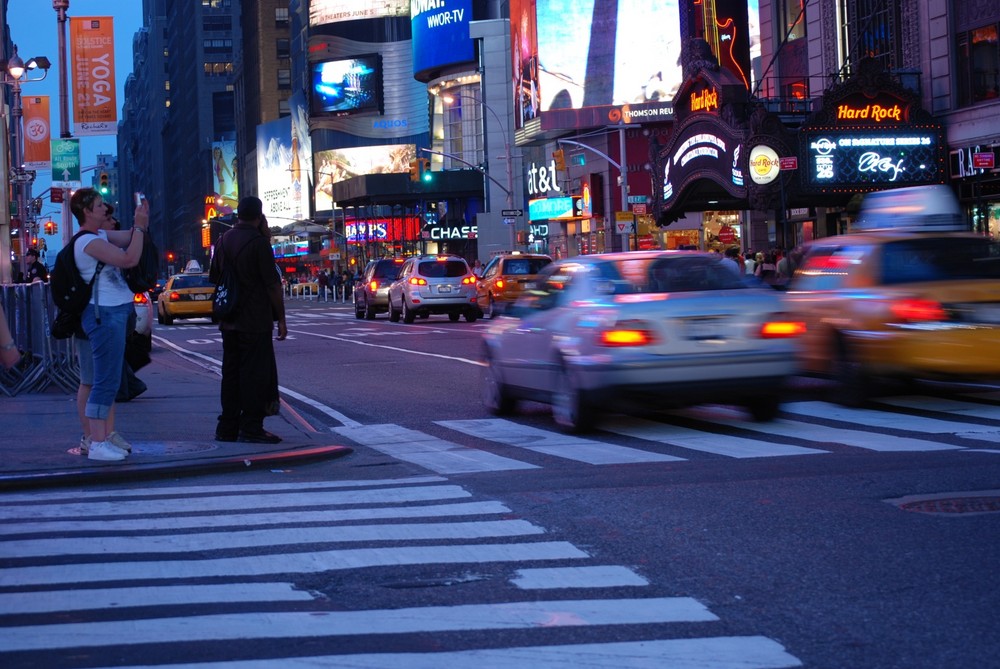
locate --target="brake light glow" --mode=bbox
[462,275,476,285]
[891,298,946,322]
[133,293,149,304]
[409,277,427,286]
[495,279,505,289]
[369,280,379,291]
[759,320,807,338]
[169,292,180,301]
[598,320,658,347]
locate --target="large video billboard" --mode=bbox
[310,0,409,26]
[315,144,416,212]
[511,0,682,130]
[411,0,474,77]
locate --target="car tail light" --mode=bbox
[369,280,379,291]
[759,320,806,338]
[891,298,946,323]
[462,275,476,285]
[409,277,427,286]
[495,279,505,289]
[133,292,149,304]
[169,291,180,301]
[598,320,658,347]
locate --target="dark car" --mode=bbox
[354,258,405,319]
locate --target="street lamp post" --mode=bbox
[54,0,73,248]
[441,93,516,250]
[1,45,50,283]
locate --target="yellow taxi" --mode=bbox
[157,263,216,325]
[785,185,1000,405]
[476,252,552,318]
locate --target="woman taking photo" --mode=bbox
[70,187,151,462]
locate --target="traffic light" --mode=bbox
[99,172,110,194]
[553,149,567,172]
[419,158,432,182]
[44,221,55,235]
[408,159,420,182]
[166,251,175,262]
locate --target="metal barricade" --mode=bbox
[0,283,80,396]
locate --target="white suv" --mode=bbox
[388,255,480,323]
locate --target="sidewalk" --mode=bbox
[0,337,352,491]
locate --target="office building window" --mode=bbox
[277,69,291,89]
[275,8,289,25]
[278,98,291,116]
[780,0,806,41]
[957,24,1000,105]
[276,38,290,59]
[840,0,901,74]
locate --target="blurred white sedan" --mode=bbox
[481,251,806,432]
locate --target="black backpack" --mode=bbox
[50,231,104,316]
[123,229,159,293]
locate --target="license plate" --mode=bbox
[684,317,725,341]
[193,294,209,301]
[438,285,452,293]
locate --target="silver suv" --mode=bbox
[354,258,404,320]
[388,255,480,323]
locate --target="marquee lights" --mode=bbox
[805,130,941,189]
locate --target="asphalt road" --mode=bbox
[2,299,998,669]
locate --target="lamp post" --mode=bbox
[54,0,73,248]
[1,45,50,282]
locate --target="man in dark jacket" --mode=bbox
[23,248,48,283]
[209,196,287,444]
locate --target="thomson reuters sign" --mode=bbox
[748,145,780,185]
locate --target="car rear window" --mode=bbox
[173,275,213,289]
[881,238,1000,284]
[504,258,550,275]
[641,256,746,292]
[373,261,401,278]
[417,260,469,278]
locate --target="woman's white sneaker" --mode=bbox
[88,441,127,461]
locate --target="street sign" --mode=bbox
[51,138,81,186]
[626,195,645,204]
[502,217,516,225]
[632,203,647,214]
[501,209,523,217]
[50,189,63,203]
[779,156,798,170]
[973,152,995,169]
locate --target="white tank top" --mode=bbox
[75,230,136,307]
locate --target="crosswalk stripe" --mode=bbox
[6,520,548,558]
[601,416,828,458]
[879,396,1000,422]
[0,476,449,505]
[0,501,513,537]
[334,424,540,473]
[1,541,589,587]
[511,566,649,589]
[436,419,686,464]
[0,484,474,521]
[0,583,316,615]
[97,637,801,669]
[0,597,717,652]
[784,402,1000,439]
[678,406,962,452]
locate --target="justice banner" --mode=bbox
[22,95,51,169]
[69,16,117,136]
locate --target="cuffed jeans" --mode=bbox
[218,329,276,436]
[81,302,132,420]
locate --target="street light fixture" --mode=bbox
[1,44,51,283]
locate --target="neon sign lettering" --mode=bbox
[690,88,719,113]
[857,152,904,181]
[836,104,904,123]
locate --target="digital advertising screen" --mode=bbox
[804,131,944,190]
[310,54,383,118]
[310,0,410,26]
[411,0,475,77]
[314,144,417,212]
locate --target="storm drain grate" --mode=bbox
[886,490,1000,516]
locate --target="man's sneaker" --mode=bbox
[107,431,132,453]
[238,430,282,444]
[88,441,127,462]
[79,435,92,455]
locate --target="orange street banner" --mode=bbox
[22,95,51,169]
[70,16,117,136]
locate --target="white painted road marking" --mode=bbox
[511,565,650,590]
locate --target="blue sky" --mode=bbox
[7,0,143,215]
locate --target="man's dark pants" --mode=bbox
[218,330,275,436]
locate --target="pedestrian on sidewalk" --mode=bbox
[209,196,287,444]
[317,269,330,301]
[70,187,152,462]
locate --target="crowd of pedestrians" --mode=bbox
[720,245,804,287]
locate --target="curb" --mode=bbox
[0,445,353,491]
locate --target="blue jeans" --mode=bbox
[81,302,132,419]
